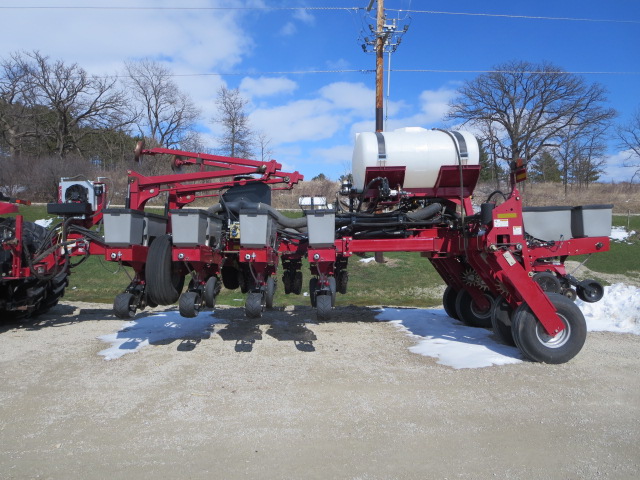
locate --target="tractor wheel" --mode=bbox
[316,294,332,321]
[146,235,184,305]
[292,271,303,295]
[328,276,337,307]
[442,285,459,320]
[337,270,348,294]
[221,266,240,290]
[114,292,137,319]
[203,276,219,308]
[245,292,263,318]
[309,277,318,307]
[265,277,276,309]
[511,293,587,364]
[576,280,604,303]
[282,270,292,294]
[533,272,562,294]
[491,295,516,346]
[179,291,201,318]
[455,290,493,328]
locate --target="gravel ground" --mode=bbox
[1,301,639,480]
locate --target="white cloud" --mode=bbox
[280,22,297,36]
[309,144,354,167]
[600,149,640,183]
[250,99,339,144]
[240,76,298,98]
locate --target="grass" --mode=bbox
[3,203,638,307]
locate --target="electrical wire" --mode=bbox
[1,5,636,25]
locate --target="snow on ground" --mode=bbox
[610,226,635,242]
[577,283,640,335]
[376,308,524,369]
[34,218,53,228]
[98,283,640,368]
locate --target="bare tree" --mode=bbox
[256,131,273,162]
[125,59,201,149]
[0,52,48,157]
[22,51,132,157]
[617,107,640,183]
[213,86,254,158]
[447,60,616,187]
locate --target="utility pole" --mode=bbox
[375,0,385,132]
[363,1,409,132]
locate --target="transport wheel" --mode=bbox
[511,293,587,364]
[203,277,219,308]
[221,266,240,290]
[146,235,184,305]
[292,271,303,295]
[316,294,332,321]
[337,270,348,294]
[265,277,276,309]
[576,280,604,303]
[328,276,337,307]
[114,292,137,319]
[490,295,516,346]
[533,272,562,294]
[179,291,201,318]
[309,277,318,307]
[282,270,292,294]
[442,285,459,320]
[455,290,493,328]
[245,292,263,318]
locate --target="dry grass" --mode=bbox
[474,182,640,214]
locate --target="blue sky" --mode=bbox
[1,0,639,182]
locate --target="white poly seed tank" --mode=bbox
[351,127,480,192]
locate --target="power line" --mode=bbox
[0,5,637,25]
[386,8,640,25]
[112,69,640,79]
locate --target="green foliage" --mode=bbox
[530,151,562,182]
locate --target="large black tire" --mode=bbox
[328,276,337,307]
[221,266,240,290]
[179,291,201,318]
[245,292,262,318]
[114,292,137,319]
[442,285,459,320]
[316,294,332,321]
[282,270,292,294]
[146,235,184,305]
[511,293,587,364]
[455,290,493,328]
[309,277,318,308]
[292,271,303,295]
[265,277,276,309]
[203,276,219,308]
[576,280,604,303]
[491,295,516,346]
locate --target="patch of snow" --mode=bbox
[97,311,221,360]
[34,218,53,228]
[359,257,376,264]
[377,309,523,369]
[610,226,635,242]
[577,283,640,335]
[377,283,640,369]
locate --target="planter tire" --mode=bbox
[146,235,184,305]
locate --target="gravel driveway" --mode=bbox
[1,302,638,479]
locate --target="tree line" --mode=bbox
[2,53,640,201]
[448,60,640,190]
[0,51,269,200]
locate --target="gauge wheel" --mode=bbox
[511,293,587,364]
